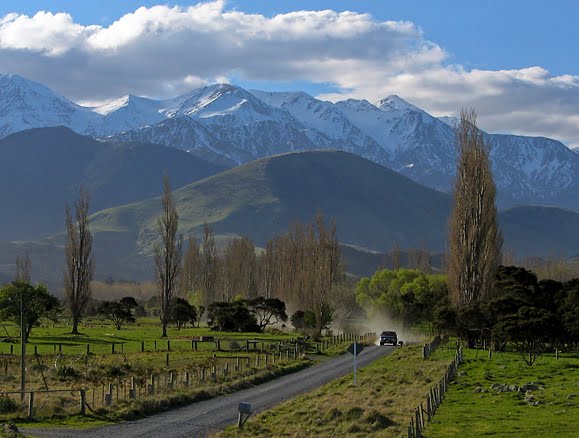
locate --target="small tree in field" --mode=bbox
[447,109,502,308]
[493,306,559,366]
[97,297,138,330]
[64,187,94,334]
[170,297,197,330]
[246,297,288,331]
[0,281,59,341]
[154,177,183,337]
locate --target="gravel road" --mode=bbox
[22,345,395,438]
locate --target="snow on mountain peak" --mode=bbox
[377,95,420,112]
[0,73,577,211]
[335,99,379,113]
[0,73,97,138]
[437,115,460,127]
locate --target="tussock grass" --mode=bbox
[218,344,455,437]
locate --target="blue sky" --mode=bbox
[1,0,576,76]
[0,1,578,147]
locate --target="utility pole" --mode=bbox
[20,286,26,402]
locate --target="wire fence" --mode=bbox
[408,345,463,438]
[0,333,372,420]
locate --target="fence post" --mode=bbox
[415,408,421,437]
[129,377,136,399]
[166,353,170,367]
[27,392,34,418]
[80,389,86,415]
[148,375,155,395]
[112,343,115,354]
[105,384,113,406]
[185,371,190,387]
[142,341,145,353]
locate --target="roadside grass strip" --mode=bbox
[219,344,455,437]
[425,349,579,437]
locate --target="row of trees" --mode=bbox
[153,177,343,338]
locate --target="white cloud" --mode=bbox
[0,1,578,147]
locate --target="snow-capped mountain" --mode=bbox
[109,84,387,166]
[572,147,579,155]
[0,74,98,137]
[0,73,577,211]
[91,94,165,136]
[251,90,390,166]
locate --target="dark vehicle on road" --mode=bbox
[379,331,398,346]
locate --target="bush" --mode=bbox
[104,364,126,378]
[0,395,18,414]
[55,365,78,378]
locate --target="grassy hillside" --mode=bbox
[89,150,452,254]
[0,126,227,240]
[500,206,579,257]
[1,150,578,289]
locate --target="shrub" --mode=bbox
[55,365,78,378]
[0,395,18,414]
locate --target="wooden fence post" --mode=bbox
[129,377,136,399]
[148,375,155,395]
[80,389,86,415]
[27,392,35,418]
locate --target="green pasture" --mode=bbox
[0,317,298,357]
[426,348,579,437]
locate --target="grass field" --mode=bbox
[217,343,456,438]
[0,318,357,427]
[426,348,579,437]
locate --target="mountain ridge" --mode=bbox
[0,73,577,210]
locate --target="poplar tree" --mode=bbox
[154,177,182,337]
[64,187,94,334]
[447,109,502,308]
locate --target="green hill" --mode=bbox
[1,150,577,290]
[89,149,452,253]
[0,127,227,240]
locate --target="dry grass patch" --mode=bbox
[218,344,454,437]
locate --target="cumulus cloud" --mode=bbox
[0,1,578,147]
